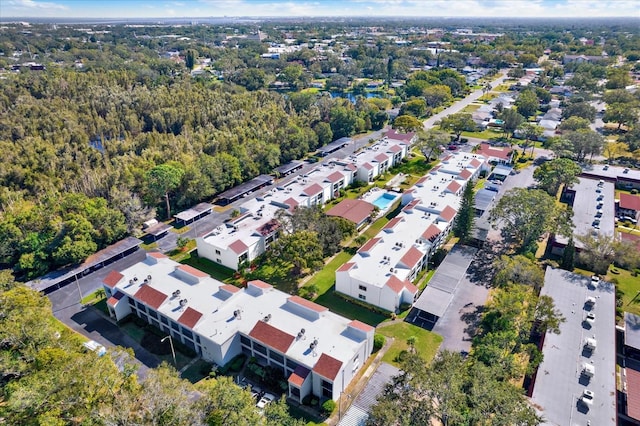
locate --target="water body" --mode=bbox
[329,91,383,103]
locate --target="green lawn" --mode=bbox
[609,268,640,317]
[181,254,237,284]
[303,251,353,295]
[460,128,503,140]
[388,154,433,177]
[378,322,442,367]
[461,104,481,113]
[314,288,389,326]
[81,289,105,305]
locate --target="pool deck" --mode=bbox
[360,188,400,216]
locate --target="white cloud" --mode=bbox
[6,0,67,10]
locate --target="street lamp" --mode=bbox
[161,335,177,367]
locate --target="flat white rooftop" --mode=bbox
[112,255,369,370]
[531,267,616,426]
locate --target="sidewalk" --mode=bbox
[325,334,395,426]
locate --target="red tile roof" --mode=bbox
[220,284,241,294]
[385,129,415,143]
[229,239,249,255]
[430,165,441,174]
[326,199,374,225]
[288,365,311,387]
[375,153,389,162]
[362,162,374,171]
[349,319,374,333]
[248,279,273,289]
[627,367,640,420]
[475,143,511,161]
[107,291,125,307]
[288,295,328,313]
[248,321,295,354]
[415,176,429,185]
[459,169,473,180]
[620,193,640,211]
[148,252,168,259]
[470,158,482,168]
[337,262,356,272]
[283,197,299,210]
[346,163,357,171]
[388,144,402,153]
[399,246,424,269]
[386,275,419,294]
[326,171,345,183]
[442,155,453,162]
[177,264,209,278]
[178,307,203,329]
[383,217,403,231]
[447,181,462,193]
[302,183,324,196]
[422,224,441,241]
[402,199,420,212]
[103,270,124,288]
[313,353,343,380]
[134,285,168,310]
[440,205,457,222]
[359,237,381,253]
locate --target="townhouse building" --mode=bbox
[103,252,374,403]
[335,152,489,312]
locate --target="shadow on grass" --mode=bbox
[314,286,389,326]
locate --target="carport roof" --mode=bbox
[413,286,454,317]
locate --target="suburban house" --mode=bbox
[551,177,616,255]
[326,199,375,229]
[618,193,640,221]
[474,143,513,164]
[335,152,489,312]
[102,253,374,403]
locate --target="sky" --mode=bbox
[2,0,640,19]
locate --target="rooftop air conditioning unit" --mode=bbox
[147,275,152,281]
[263,313,272,322]
[179,299,188,307]
[172,290,181,298]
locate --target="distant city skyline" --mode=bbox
[3,0,640,19]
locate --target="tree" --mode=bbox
[269,231,324,276]
[534,294,565,334]
[561,101,597,122]
[453,181,474,242]
[499,108,525,139]
[516,122,544,156]
[438,113,475,140]
[558,116,591,132]
[185,49,197,70]
[604,102,639,131]
[489,188,573,252]
[576,232,618,274]
[330,105,358,139]
[414,129,448,160]
[422,84,452,108]
[493,255,544,291]
[561,237,576,270]
[146,163,185,219]
[533,158,582,196]
[564,129,605,161]
[515,89,539,119]
[603,141,631,162]
[197,376,263,425]
[399,98,427,118]
[393,114,423,132]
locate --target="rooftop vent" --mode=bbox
[172,290,181,298]
[263,313,272,323]
[147,275,152,281]
[233,309,242,320]
[179,298,188,307]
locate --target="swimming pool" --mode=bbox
[372,193,397,210]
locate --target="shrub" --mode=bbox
[631,188,638,195]
[373,334,385,352]
[311,397,319,406]
[394,350,408,363]
[302,395,313,406]
[322,399,337,415]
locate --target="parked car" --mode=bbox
[256,393,275,409]
[82,340,107,357]
[447,145,458,150]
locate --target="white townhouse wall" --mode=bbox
[334,138,409,184]
[335,151,488,312]
[197,163,355,270]
[102,252,374,402]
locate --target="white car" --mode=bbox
[82,340,107,357]
[256,393,275,409]
[581,389,594,405]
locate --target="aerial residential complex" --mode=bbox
[196,131,415,271]
[102,252,374,403]
[336,152,489,312]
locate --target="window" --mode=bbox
[171,321,180,331]
[322,387,333,399]
[148,310,158,319]
[270,351,284,364]
[182,328,193,339]
[287,359,300,371]
[216,258,221,263]
[253,343,267,355]
[160,316,168,325]
[136,301,146,312]
[128,298,136,307]
[358,294,366,301]
[195,335,200,344]
[240,336,251,347]
[291,387,300,397]
[358,285,367,291]
[215,249,221,255]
